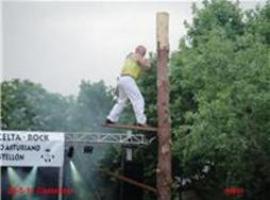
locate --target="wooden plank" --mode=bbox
[100,168,157,194]
[102,123,157,132]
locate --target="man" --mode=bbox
[106,45,151,127]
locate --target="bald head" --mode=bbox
[135,45,147,57]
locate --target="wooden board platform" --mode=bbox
[102,123,157,132]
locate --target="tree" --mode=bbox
[1,79,73,131]
[71,80,114,132]
[133,1,270,199]
[1,79,114,132]
[171,0,270,199]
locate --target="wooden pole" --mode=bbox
[156,12,172,200]
[100,168,157,194]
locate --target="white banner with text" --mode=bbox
[0,131,65,167]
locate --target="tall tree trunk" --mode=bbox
[156,12,172,200]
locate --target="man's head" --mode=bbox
[135,45,147,57]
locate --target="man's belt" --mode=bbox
[121,73,136,80]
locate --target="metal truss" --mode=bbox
[65,132,150,145]
[0,130,152,146]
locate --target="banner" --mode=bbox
[0,131,65,167]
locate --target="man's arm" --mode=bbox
[133,53,151,71]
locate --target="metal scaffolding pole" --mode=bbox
[65,132,151,146]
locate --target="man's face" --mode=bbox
[137,47,146,57]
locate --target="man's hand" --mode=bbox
[133,53,151,70]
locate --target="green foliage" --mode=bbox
[1,79,114,132]
[71,80,114,132]
[1,79,73,131]
[170,0,270,199]
[133,0,270,199]
[186,0,245,47]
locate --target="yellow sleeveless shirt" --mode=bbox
[121,53,142,80]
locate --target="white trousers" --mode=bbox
[107,76,146,124]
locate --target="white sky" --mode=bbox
[1,0,264,96]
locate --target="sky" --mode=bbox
[1,0,265,96]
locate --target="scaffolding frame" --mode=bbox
[65,132,150,146]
